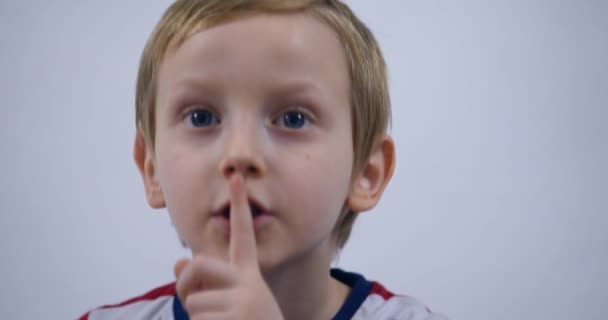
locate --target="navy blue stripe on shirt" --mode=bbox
[173,293,188,320]
[331,269,372,320]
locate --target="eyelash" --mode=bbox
[183,107,220,128]
[182,105,316,129]
[272,108,314,129]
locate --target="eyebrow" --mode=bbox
[266,80,324,97]
[170,75,326,100]
[161,76,223,107]
[170,76,223,95]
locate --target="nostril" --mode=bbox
[224,164,259,177]
[220,157,265,178]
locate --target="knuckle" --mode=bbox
[184,294,198,312]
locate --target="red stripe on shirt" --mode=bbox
[78,282,176,319]
[370,282,433,314]
[369,282,395,300]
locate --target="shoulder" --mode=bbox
[78,282,177,320]
[331,269,449,320]
[358,281,450,320]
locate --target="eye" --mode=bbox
[276,111,309,129]
[185,109,219,127]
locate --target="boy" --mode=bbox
[80,0,448,319]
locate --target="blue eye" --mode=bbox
[187,109,218,127]
[279,111,307,129]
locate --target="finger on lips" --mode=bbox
[174,175,262,313]
[228,174,258,269]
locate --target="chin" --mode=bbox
[256,248,286,273]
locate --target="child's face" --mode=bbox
[145,13,359,270]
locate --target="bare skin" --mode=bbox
[134,12,395,320]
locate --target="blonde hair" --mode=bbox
[135,0,390,249]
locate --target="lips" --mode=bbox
[215,197,269,219]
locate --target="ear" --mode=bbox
[133,131,166,209]
[346,135,395,212]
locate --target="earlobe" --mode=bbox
[347,135,395,212]
[133,132,166,209]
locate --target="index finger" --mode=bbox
[228,175,258,269]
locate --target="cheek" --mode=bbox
[280,139,354,230]
[155,140,213,225]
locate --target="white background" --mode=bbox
[1,1,606,319]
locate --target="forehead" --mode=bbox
[157,12,350,101]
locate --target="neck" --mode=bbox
[262,242,350,320]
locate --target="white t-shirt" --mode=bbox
[79,269,449,320]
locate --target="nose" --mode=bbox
[220,154,265,179]
[219,125,266,180]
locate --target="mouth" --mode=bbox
[216,198,269,220]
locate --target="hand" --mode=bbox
[174,175,284,320]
